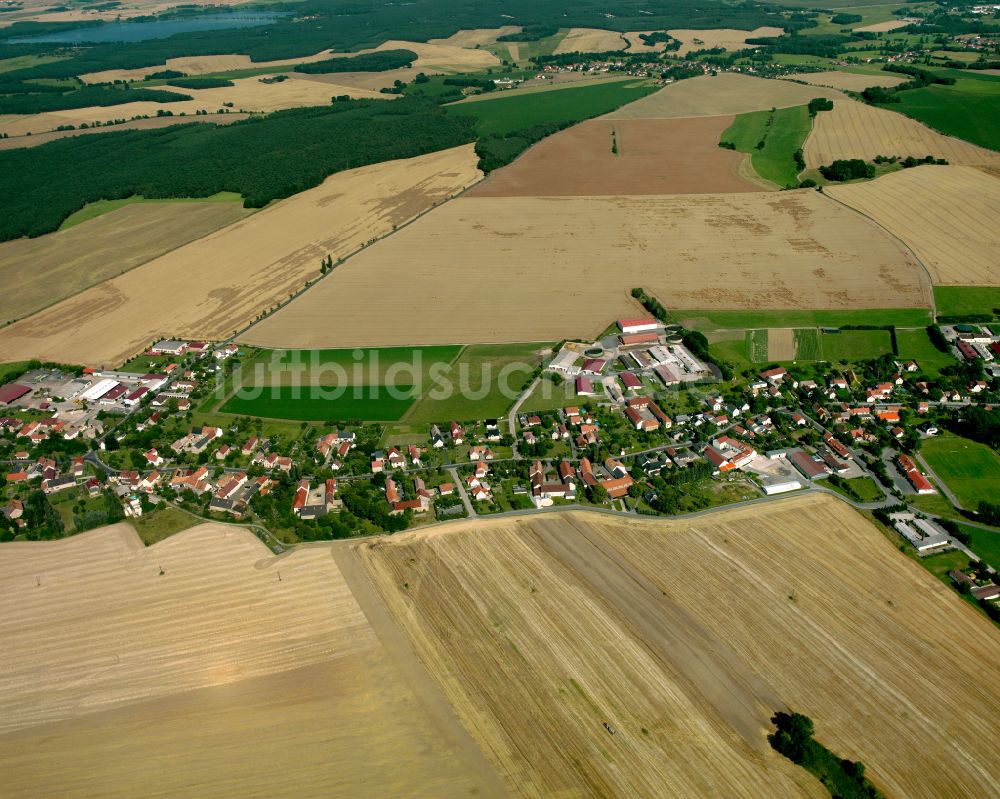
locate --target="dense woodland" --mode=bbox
[293,48,417,74]
[0,0,798,81]
[0,84,190,113]
[0,98,476,239]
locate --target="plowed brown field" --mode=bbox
[827,165,1000,285]
[243,190,929,349]
[803,96,1000,168]
[0,523,505,798]
[0,145,481,367]
[358,495,1000,799]
[468,116,762,196]
[605,73,841,119]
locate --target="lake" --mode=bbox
[13,11,288,44]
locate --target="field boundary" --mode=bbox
[817,189,937,318]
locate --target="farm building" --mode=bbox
[0,383,31,406]
[150,340,188,355]
[897,454,935,494]
[618,317,658,335]
[789,450,830,481]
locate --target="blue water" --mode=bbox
[13,11,287,44]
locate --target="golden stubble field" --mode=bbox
[0,75,388,138]
[0,144,481,367]
[243,190,929,349]
[553,27,627,54]
[0,112,246,150]
[0,522,504,797]
[357,494,1000,798]
[0,199,253,324]
[81,39,500,84]
[604,72,841,119]
[781,70,905,91]
[803,96,1000,168]
[827,165,1000,286]
[666,27,784,55]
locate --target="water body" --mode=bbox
[13,11,288,44]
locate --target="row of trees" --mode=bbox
[0,84,190,114]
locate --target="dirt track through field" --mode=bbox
[468,116,762,196]
[803,96,1000,168]
[0,145,481,367]
[243,190,929,349]
[827,165,1000,286]
[357,494,1000,798]
[0,523,505,798]
[605,73,841,119]
[0,200,252,324]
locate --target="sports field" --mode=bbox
[221,384,416,421]
[0,145,481,367]
[818,328,893,362]
[358,494,1000,798]
[920,433,1000,509]
[469,116,761,196]
[246,191,929,348]
[223,343,549,423]
[827,165,1000,286]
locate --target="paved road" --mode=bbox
[914,452,965,510]
[448,466,476,518]
[507,376,540,459]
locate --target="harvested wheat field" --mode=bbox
[781,70,905,92]
[0,75,387,137]
[767,328,797,360]
[358,494,1000,798]
[605,73,840,119]
[428,26,522,48]
[243,190,928,349]
[855,19,918,33]
[0,199,252,324]
[0,145,481,367]
[0,112,246,150]
[803,97,1000,169]
[666,27,783,55]
[827,165,1000,286]
[553,27,627,54]
[0,523,504,798]
[468,116,763,196]
[80,49,342,84]
[623,30,673,53]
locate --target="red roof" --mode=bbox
[620,332,659,346]
[620,372,641,388]
[618,317,656,329]
[0,383,31,405]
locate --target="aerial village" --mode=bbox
[2,315,1000,609]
